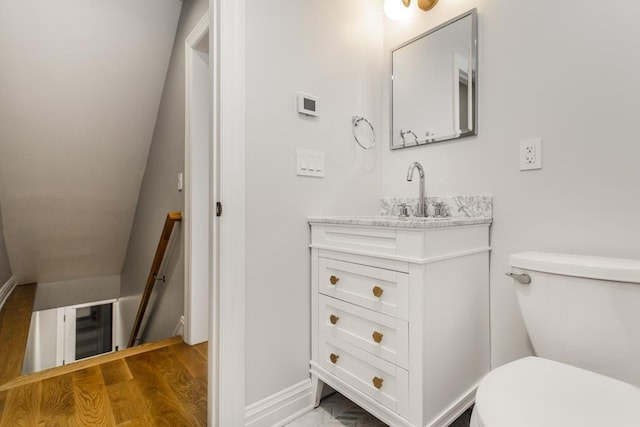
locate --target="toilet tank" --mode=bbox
[510,251,640,387]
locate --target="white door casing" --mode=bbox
[185,10,211,347]
[210,0,246,425]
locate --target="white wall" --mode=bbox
[23,308,61,374]
[0,0,182,284]
[120,0,209,345]
[383,0,640,367]
[0,207,11,284]
[34,275,120,311]
[244,0,384,405]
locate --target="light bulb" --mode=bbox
[384,0,411,21]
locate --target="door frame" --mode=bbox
[185,2,247,425]
[185,10,211,347]
[210,0,246,425]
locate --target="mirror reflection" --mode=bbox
[391,9,477,149]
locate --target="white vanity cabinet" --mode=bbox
[309,218,491,427]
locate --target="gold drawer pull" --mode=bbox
[372,376,384,390]
[330,275,340,285]
[372,331,384,343]
[329,315,339,325]
[329,353,340,364]
[372,286,384,298]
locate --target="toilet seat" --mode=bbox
[472,357,640,427]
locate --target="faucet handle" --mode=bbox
[432,201,449,218]
[398,203,409,218]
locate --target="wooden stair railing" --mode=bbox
[127,211,182,348]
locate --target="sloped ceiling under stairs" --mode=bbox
[0,0,183,283]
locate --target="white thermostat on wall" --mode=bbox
[297,92,318,117]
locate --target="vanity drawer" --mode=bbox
[319,295,408,369]
[320,337,409,418]
[318,257,409,320]
[311,225,399,257]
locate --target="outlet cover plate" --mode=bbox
[520,138,542,171]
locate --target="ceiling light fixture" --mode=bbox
[384,0,439,20]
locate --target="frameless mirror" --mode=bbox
[391,9,477,149]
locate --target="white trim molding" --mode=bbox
[173,315,185,337]
[0,275,17,312]
[245,379,314,427]
[185,10,210,47]
[209,0,246,425]
[184,9,211,346]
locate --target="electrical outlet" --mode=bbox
[519,138,542,171]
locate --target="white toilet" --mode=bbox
[471,252,640,427]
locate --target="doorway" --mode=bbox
[24,298,119,373]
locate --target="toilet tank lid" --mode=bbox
[510,252,640,283]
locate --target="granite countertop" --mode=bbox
[307,215,492,229]
[308,195,493,229]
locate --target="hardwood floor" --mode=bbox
[0,336,208,426]
[0,283,37,385]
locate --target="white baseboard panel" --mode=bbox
[428,382,477,427]
[245,379,314,427]
[0,276,17,312]
[173,315,185,337]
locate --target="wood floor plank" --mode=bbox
[0,391,6,425]
[193,341,207,359]
[117,413,155,426]
[176,375,207,425]
[152,346,207,425]
[0,381,41,427]
[106,379,149,424]
[101,359,133,386]
[39,374,75,426]
[0,338,208,425]
[72,366,115,426]
[125,351,201,426]
[38,412,77,427]
[38,413,77,426]
[0,284,37,385]
[170,341,207,379]
[0,335,182,392]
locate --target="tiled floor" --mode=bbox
[286,393,472,427]
[285,393,386,426]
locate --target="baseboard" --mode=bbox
[173,315,185,337]
[0,276,17,312]
[428,381,478,427]
[245,379,314,427]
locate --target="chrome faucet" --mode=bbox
[406,162,427,217]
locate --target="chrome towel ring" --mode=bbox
[352,116,376,150]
